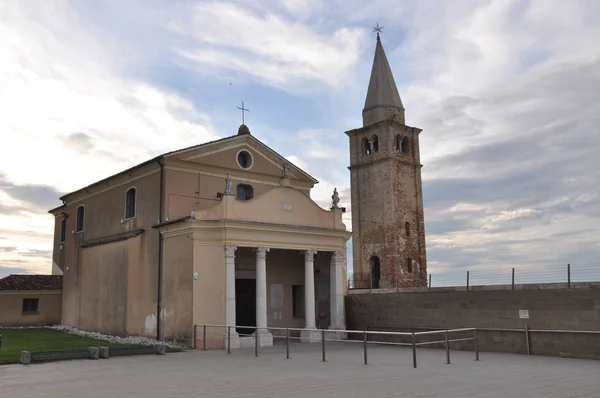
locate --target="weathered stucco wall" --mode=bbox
[0,292,62,326]
[162,232,194,341]
[346,289,600,359]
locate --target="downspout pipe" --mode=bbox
[157,157,165,341]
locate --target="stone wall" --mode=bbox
[345,287,600,359]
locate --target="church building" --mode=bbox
[48,30,426,348]
[49,123,350,348]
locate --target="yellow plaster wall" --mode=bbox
[162,232,194,341]
[0,292,62,326]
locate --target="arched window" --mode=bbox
[371,135,379,152]
[370,256,381,289]
[125,188,136,219]
[405,221,410,236]
[76,205,85,232]
[401,137,409,153]
[407,258,413,273]
[236,184,254,201]
[60,218,66,243]
[362,137,370,155]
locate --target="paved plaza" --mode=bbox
[1,341,599,397]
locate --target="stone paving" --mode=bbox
[1,341,599,397]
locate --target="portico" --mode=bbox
[157,184,351,349]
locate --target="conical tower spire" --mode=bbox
[362,30,405,126]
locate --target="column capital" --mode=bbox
[332,251,343,263]
[256,247,270,260]
[224,245,237,257]
[304,250,317,261]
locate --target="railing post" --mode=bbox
[474,329,479,361]
[445,330,450,364]
[363,327,368,365]
[227,325,231,355]
[428,274,432,292]
[411,332,417,369]
[525,324,531,355]
[203,325,207,351]
[511,268,515,290]
[193,325,197,349]
[321,329,326,362]
[466,271,470,291]
[285,328,290,359]
[567,264,571,289]
[255,327,259,357]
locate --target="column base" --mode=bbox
[300,329,321,343]
[326,326,347,340]
[223,330,240,350]
[249,329,273,348]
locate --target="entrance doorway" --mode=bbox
[235,278,256,336]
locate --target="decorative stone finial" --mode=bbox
[331,188,340,209]
[237,124,251,135]
[224,172,232,195]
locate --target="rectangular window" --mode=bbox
[22,298,39,315]
[292,285,305,318]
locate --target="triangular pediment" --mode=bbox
[165,134,317,184]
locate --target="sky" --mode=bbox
[1,0,599,283]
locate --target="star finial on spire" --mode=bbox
[373,22,383,40]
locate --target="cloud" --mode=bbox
[0,247,18,253]
[172,2,365,93]
[0,172,65,211]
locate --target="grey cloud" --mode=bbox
[61,132,95,153]
[0,246,18,252]
[18,249,53,258]
[0,171,65,211]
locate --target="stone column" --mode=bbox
[224,245,239,349]
[329,251,347,339]
[300,250,320,342]
[254,247,273,346]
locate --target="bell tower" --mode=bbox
[345,31,427,289]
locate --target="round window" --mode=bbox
[237,150,253,169]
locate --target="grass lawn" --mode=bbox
[0,328,120,365]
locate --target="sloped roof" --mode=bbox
[55,130,317,206]
[0,274,63,291]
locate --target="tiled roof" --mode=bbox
[0,274,63,291]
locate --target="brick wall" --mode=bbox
[345,288,600,359]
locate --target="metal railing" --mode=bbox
[348,263,600,291]
[193,324,479,369]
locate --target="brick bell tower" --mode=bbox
[345,31,427,289]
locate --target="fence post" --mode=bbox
[193,325,197,349]
[285,328,290,359]
[227,326,231,355]
[445,330,450,364]
[466,271,470,291]
[203,325,207,351]
[428,274,432,292]
[511,268,515,290]
[474,329,479,361]
[525,324,531,355]
[321,329,326,362]
[411,332,417,369]
[254,327,259,357]
[363,327,368,365]
[567,264,571,289]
